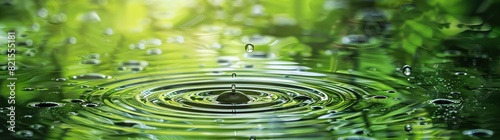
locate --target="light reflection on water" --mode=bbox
[1,0,500,139]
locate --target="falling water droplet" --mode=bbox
[231,84,236,92]
[402,65,411,76]
[404,124,413,132]
[245,44,254,53]
[232,73,237,78]
[250,135,257,140]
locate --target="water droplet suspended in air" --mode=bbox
[232,73,237,78]
[245,44,254,53]
[250,135,257,140]
[231,84,236,92]
[402,65,411,76]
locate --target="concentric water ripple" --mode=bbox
[60,65,411,139]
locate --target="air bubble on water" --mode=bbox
[245,44,254,53]
[28,102,63,108]
[105,28,113,35]
[80,11,101,22]
[15,130,33,138]
[402,65,411,76]
[81,59,101,65]
[72,73,112,80]
[146,48,162,55]
[38,8,48,18]
[463,129,494,137]
[455,72,467,76]
[404,124,413,132]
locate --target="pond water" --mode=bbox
[1,0,499,139]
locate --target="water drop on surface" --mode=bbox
[146,48,162,55]
[455,72,467,76]
[463,129,494,137]
[402,65,411,76]
[311,106,324,110]
[28,102,63,108]
[245,44,254,53]
[404,124,413,132]
[232,73,237,78]
[82,103,99,107]
[430,98,457,105]
[15,130,33,138]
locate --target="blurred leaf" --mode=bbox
[406,20,433,38]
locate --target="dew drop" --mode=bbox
[404,124,413,132]
[15,130,33,138]
[53,78,67,82]
[402,65,411,76]
[463,129,494,137]
[245,44,254,53]
[232,73,237,78]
